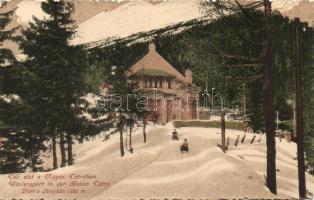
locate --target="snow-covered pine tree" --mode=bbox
[105,43,146,156]
[19,0,91,168]
[0,2,23,174]
[0,2,46,174]
[0,2,16,65]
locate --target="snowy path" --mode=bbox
[0,125,313,199]
[94,127,274,199]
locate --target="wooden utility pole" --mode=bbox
[262,0,277,194]
[293,17,306,199]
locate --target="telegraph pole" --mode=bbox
[293,17,306,199]
[262,0,277,194]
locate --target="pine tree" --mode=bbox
[19,0,91,168]
[100,42,146,156]
[0,96,48,173]
[0,3,16,66]
[0,2,26,174]
[0,3,14,92]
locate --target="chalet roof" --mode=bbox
[135,69,173,77]
[128,43,186,81]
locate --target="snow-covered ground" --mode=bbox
[1,123,313,199]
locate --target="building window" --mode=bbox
[154,78,158,88]
[149,78,153,88]
[144,79,148,88]
[167,79,172,89]
[159,79,163,88]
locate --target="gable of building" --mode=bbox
[128,43,186,82]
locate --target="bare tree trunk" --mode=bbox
[66,133,73,166]
[31,148,38,172]
[241,134,246,143]
[235,135,240,146]
[221,112,226,152]
[143,116,147,143]
[250,135,257,144]
[293,17,306,199]
[119,128,125,157]
[52,133,58,169]
[59,132,66,167]
[262,0,277,194]
[129,126,133,153]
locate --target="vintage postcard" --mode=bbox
[0,0,314,199]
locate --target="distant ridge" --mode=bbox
[2,0,314,53]
[72,0,203,44]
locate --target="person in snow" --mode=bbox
[180,138,189,153]
[172,129,179,140]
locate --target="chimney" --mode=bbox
[185,69,193,84]
[149,42,156,52]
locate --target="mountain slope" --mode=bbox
[4,0,314,50]
[72,0,203,44]
[15,0,127,25]
[71,0,314,45]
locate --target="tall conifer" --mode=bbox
[19,0,90,168]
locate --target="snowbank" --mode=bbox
[1,124,313,199]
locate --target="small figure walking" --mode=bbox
[180,138,189,153]
[172,129,179,140]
